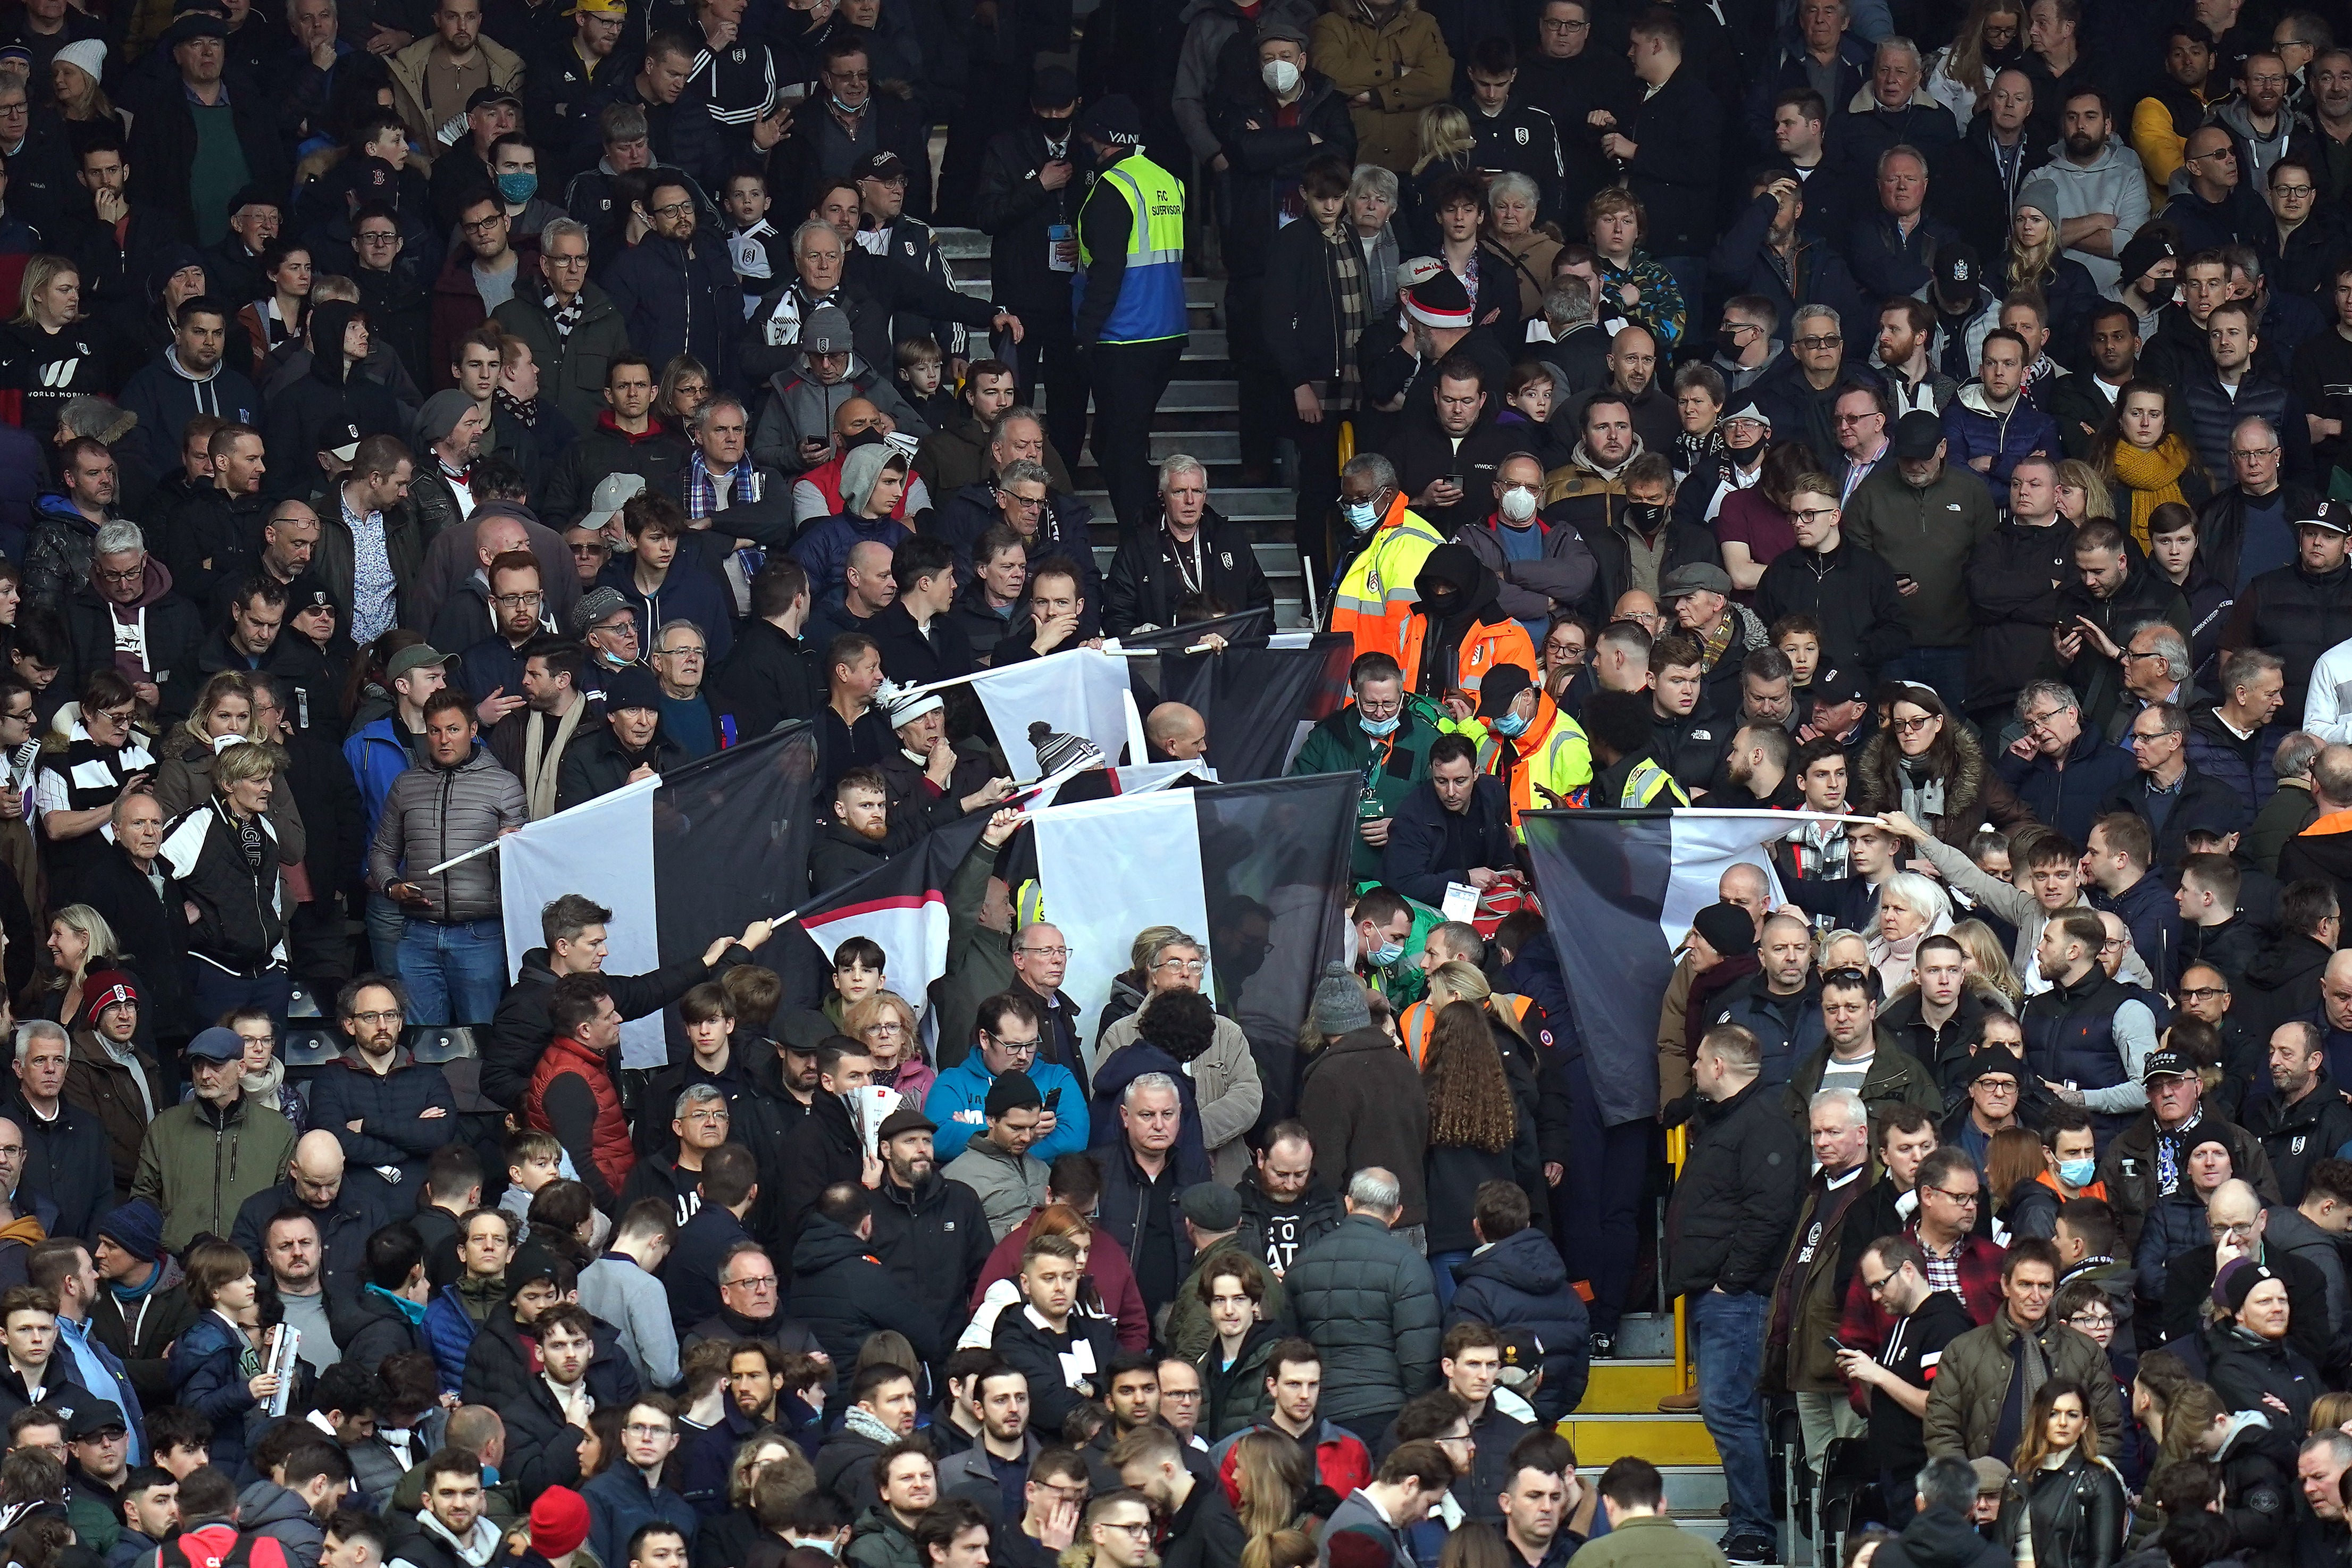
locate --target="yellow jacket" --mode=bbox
[1330,496,1445,665]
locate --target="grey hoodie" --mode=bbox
[2037,137,2153,294]
[237,1481,326,1568]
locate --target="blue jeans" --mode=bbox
[1694,1288,1773,1542]
[1882,647,1972,718]
[365,890,405,974]
[185,962,292,1037]
[396,917,508,1026]
[1430,1250,1470,1312]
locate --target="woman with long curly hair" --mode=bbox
[1950,917,2023,1011]
[1854,683,2033,848]
[1424,1000,1538,1308]
[2097,380,2211,548]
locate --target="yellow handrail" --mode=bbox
[1667,1121,1689,1392]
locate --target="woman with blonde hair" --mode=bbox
[843,991,931,1101]
[1240,1529,1315,1568]
[2055,458,2117,523]
[0,256,105,440]
[657,354,712,433]
[1870,872,1952,993]
[1949,918,2023,1009]
[2002,210,2095,349]
[49,42,128,144]
[149,671,306,869]
[2097,380,2210,547]
[32,904,130,1035]
[1424,1000,1539,1308]
[1231,1430,1312,1535]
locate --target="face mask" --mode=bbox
[495,171,537,205]
[1344,497,1381,531]
[1714,322,1747,357]
[830,92,865,116]
[2142,275,2176,306]
[1358,711,1401,737]
[1262,58,1301,93]
[1625,501,1669,532]
[2058,1158,2096,1188]
[1035,113,1072,141]
[1499,486,1538,523]
[1424,591,1459,618]
[1494,709,1530,736]
[1369,940,1404,967]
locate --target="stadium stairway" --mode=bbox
[1570,1313,1745,1553]
[939,231,1313,626]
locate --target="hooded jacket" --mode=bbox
[751,359,927,475]
[1397,545,1539,704]
[1443,1225,1591,1418]
[789,1213,944,1368]
[62,555,205,721]
[116,347,261,490]
[260,301,405,498]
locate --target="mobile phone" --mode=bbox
[1044,1087,1062,1111]
[1443,473,1462,489]
[1822,1335,1846,1355]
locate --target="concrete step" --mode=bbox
[1660,1468,1729,1513]
[1559,1411,1720,1465]
[1616,1312,1679,1359]
[1044,381,1241,416]
[1078,486,1291,522]
[1079,429,1243,466]
[1583,1359,1684,1415]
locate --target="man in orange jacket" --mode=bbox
[1397,545,1536,706]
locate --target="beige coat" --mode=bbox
[1094,1004,1265,1186]
[1307,0,1455,173]
[386,34,526,170]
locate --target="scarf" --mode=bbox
[110,1264,163,1303]
[686,452,763,521]
[542,287,583,341]
[1898,754,1947,822]
[1323,222,1369,412]
[842,1403,899,1446]
[241,1055,287,1114]
[1571,437,1645,483]
[521,701,586,820]
[495,388,537,430]
[2111,435,2192,549]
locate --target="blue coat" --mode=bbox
[1443,1225,1590,1420]
[602,233,736,385]
[166,1310,256,1469]
[582,1461,698,1568]
[789,513,914,603]
[1087,1039,1211,1184]
[115,354,262,490]
[924,1055,1089,1164]
[600,557,738,664]
[421,1284,480,1395]
[1995,728,2141,846]
[1941,384,2063,493]
[341,718,412,877]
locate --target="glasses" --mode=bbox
[2180,985,2229,1002]
[348,1009,401,1027]
[460,213,508,234]
[657,644,706,659]
[1154,959,1207,976]
[2100,936,2128,952]
[2068,1311,2115,1329]
[624,1422,674,1438]
[1832,410,1883,425]
[1889,713,1938,734]
[1159,1387,1201,1402]
[1791,507,1837,526]
[1862,1272,1895,1296]
[1100,1522,1156,1539]
[1539,15,1589,27]
[865,1020,908,1037]
[357,229,399,244]
[1794,334,1844,350]
[725,1273,779,1291]
[2128,728,2177,745]
[1820,967,1869,987]
[991,1036,1041,1053]
[89,707,135,726]
[2022,707,2070,732]
[2276,183,2316,197]
[648,198,694,219]
[1008,494,1046,512]
[490,591,544,609]
[1022,945,1070,959]
[1357,696,1403,717]
[95,565,144,585]
[1928,1186,1982,1206]
[1974,1077,2020,1094]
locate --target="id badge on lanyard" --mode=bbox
[1048,223,1077,272]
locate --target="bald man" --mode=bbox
[1147,703,1208,762]
[228,1128,390,1298]
[429,511,542,656]
[812,537,902,645]
[410,501,583,636]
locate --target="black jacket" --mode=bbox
[786,1214,944,1368]
[482,942,739,1108]
[991,1302,1119,1433]
[555,724,689,814]
[1754,537,1910,681]
[63,582,205,722]
[1663,1074,1805,1298]
[780,1092,866,1259]
[973,122,1081,320]
[811,822,890,896]
[2210,1324,2324,1434]
[2099,764,2249,872]
[1968,516,2076,712]
[229,1177,383,1298]
[1101,512,1273,636]
[158,797,282,976]
[864,1168,995,1352]
[1381,775,1516,907]
[1,1095,112,1245]
[1572,509,1720,624]
[709,618,819,742]
[2244,1077,2352,1206]
[1619,65,1721,255]
[1262,212,1365,396]
[1209,72,1359,283]
[2223,556,2352,716]
[1878,1506,2012,1568]
[328,1285,430,1376]
[73,843,191,1041]
[126,86,291,245]
[866,600,976,687]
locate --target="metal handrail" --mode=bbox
[1667,1121,1689,1391]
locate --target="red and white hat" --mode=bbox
[1403,270,1474,331]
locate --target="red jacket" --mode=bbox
[972,1208,1149,1352]
[152,1523,292,1568]
[524,1033,635,1202]
[1213,1420,1372,1504]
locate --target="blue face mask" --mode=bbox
[1359,712,1401,737]
[496,171,538,205]
[2058,1158,2096,1188]
[1343,498,1381,532]
[1370,941,1404,967]
[1494,709,1530,737]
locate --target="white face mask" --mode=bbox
[1262,58,1301,94]
[1499,485,1538,523]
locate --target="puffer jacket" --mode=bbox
[305,1049,458,1183]
[1941,382,2063,493]
[2209,1324,2323,1435]
[1284,1212,1441,1429]
[1093,1004,1264,1187]
[1305,0,1454,173]
[1922,1308,2122,1458]
[166,1309,258,1468]
[133,1092,298,1251]
[2185,706,2287,814]
[2222,556,2352,716]
[364,744,525,923]
[1852,726,2036,849]
[789,1213,944,1369]
[1664,1075,1805,1299]
[1444,1223,1590,1419]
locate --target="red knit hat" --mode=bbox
[530,1487,590,1557]
[80,970,137,1030]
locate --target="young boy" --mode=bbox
[722,169,790,318]
[500,1129,565,1243]
[144,1409,211,1480]
[1771,614,1823,695]
[825,937,887,1028]
[894,337,956,428]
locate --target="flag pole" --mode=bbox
[422,837,505,878]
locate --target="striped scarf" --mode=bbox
[686,454,763,521]
[1325,221,1369,412]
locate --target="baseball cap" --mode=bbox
[386,644,447,683]
[1397,256,1446,289]
[1930,242,1983,311]
[852,150,907,183]
[2141,1047,2195,1083]
[69,1402,127,1441]
[1890,409,1945,460]
[566,0,624,14]
[466,85,522,113]
[580,472,646,534]
[2297,500,2352,535]
[322,421,363,463]
[1811,666,1870,707]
